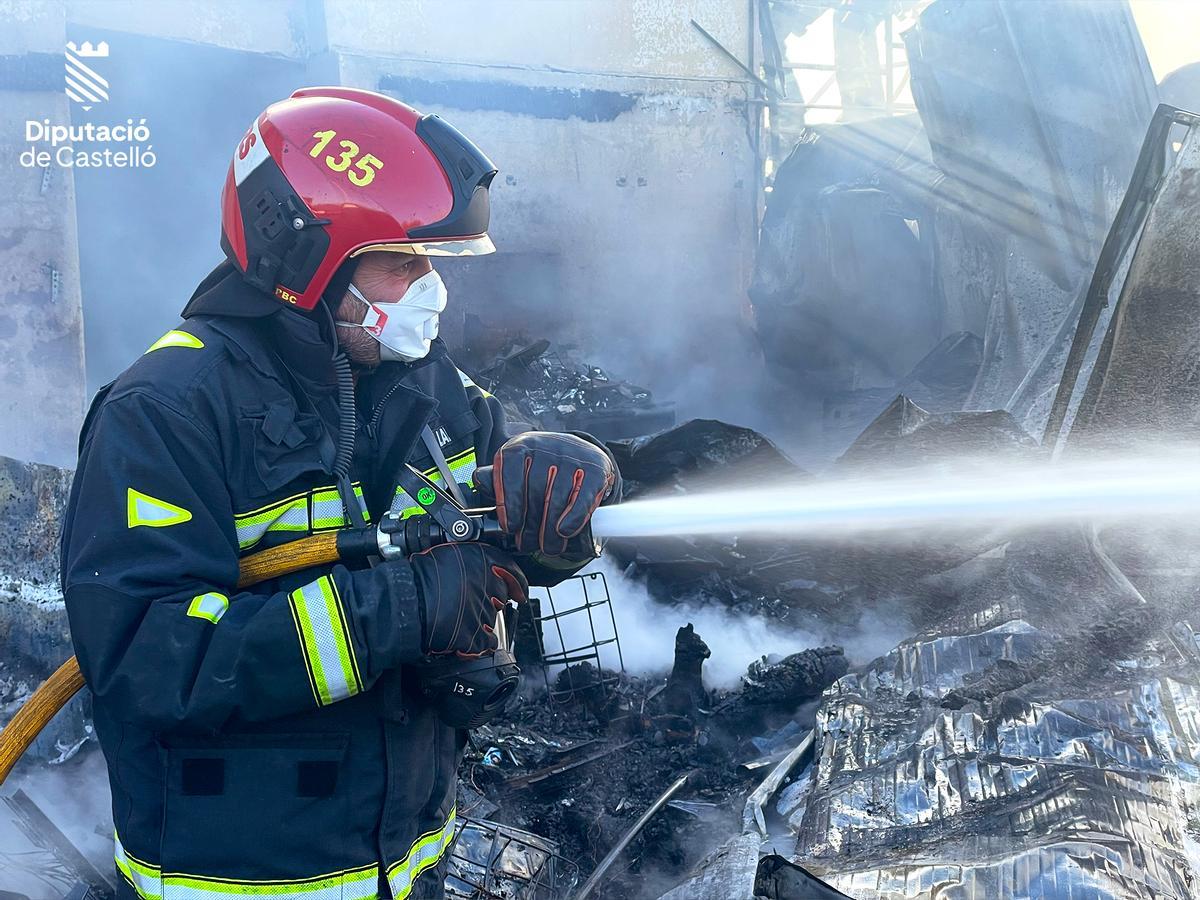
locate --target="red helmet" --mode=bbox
[219,86,497,310]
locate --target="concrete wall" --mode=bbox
[66,0,312,56]
[0,0,86,467]
[330,0,760,396]
[326,0,750,79]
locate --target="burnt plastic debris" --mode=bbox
[459,617,849,900]
[475,340,675,440]
[834,394,1037,471]
[606,418,804,499]
[754,856,852,899]
[718,648,849,721]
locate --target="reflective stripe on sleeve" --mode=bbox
[235,493,308,549]
[288,575,363,707]
[128,488,193,528]
[145,329,204,353]
[234,482,367,551]
[387,807,457,900]
[186,592,229,624]
[115,832,379,900]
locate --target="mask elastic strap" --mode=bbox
[346,282,372,318]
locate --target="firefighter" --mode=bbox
[60,87,619,900]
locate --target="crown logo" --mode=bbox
[66,41,109,58]
[65,41,110,110]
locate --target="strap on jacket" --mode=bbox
[421,425,467,506]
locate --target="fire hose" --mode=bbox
[8,450,1191,785]
[0,464,524,786]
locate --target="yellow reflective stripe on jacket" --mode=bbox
[311,485,366,530]
[387,807,457,900]
[390,450,477,519]
[457,367,492,398]
[115,833,379,900]
[235,483,368,551]
[234,491,309,549]
[186,592,229,624]
[115,836,162,900]
[128,488,193,528]
[288,575,363,707]
[145,329,204,353]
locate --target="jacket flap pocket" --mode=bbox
[238,404,333,495]
[260,400,300,445]
[439,408,480,444]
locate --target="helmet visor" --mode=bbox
[350,235,495,259]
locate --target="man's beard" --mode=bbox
[335,325,381,367]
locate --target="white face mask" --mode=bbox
[337,268,448,362]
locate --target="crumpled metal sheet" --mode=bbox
[657,832,763,900]
[786,617,1200,898]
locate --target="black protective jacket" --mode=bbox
[61,263,570,900]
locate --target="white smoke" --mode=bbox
[533,557,911,689]
[0,748,113,897]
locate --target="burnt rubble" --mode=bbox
[459,624,849,900]
[0,456,91,769]
[475,340,676,441]
[660,105,1200,900]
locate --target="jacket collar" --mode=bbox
[181,261,283,319]
[182,261,337,388]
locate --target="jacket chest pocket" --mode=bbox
[434,408,481,452]
[236,399,334,500]
[159,733,353,884]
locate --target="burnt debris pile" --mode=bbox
[475,339,676,441]
[456,623,849,900]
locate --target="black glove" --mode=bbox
[474,432,618,556]
[409,543,528,658]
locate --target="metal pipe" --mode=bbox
[573,774,690,899]
[690,18,779,101]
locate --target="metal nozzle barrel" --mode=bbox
[378,509,510,557]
